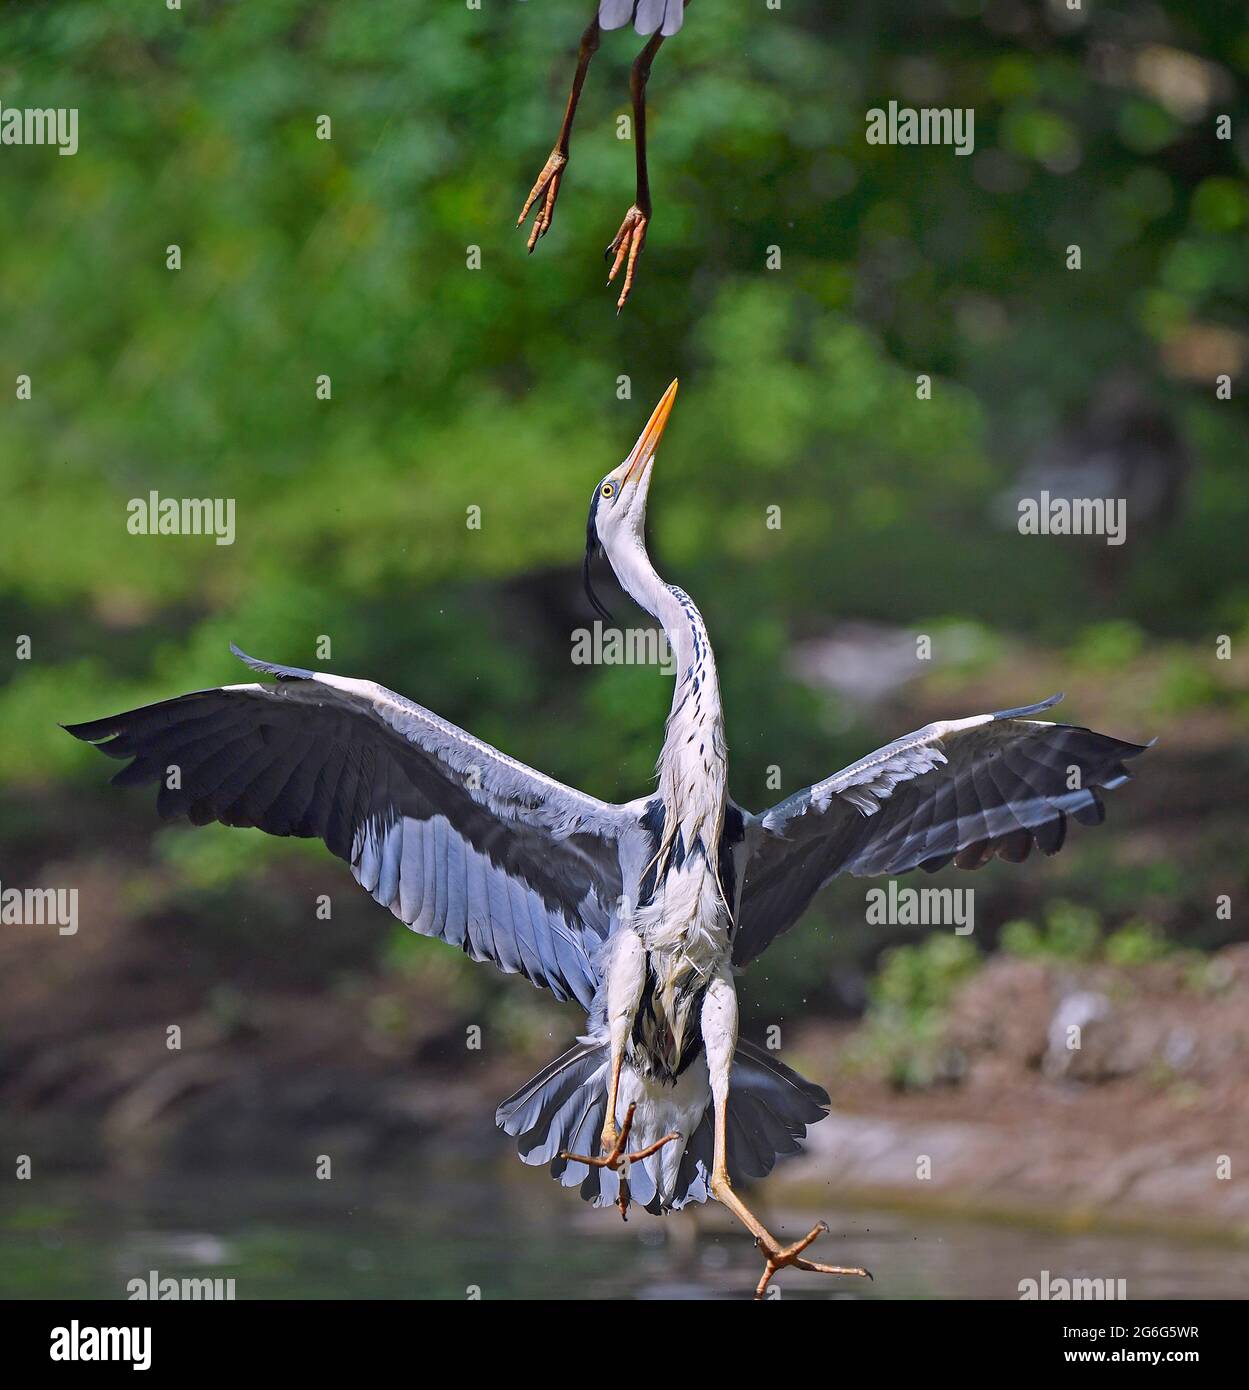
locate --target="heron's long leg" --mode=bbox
[517,14,601,250]
[702,971,872,1300]
[559,929,680,1218]
[601,927,645,1152]
[603,1041,625,1150]
[605,29,665,310]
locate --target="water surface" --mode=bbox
[3,1164,1244,1300]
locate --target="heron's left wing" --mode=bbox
[733,697,1151,967]
[65,646,629,1008]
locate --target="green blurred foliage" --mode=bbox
[842,933,981,1090]
[1001,899,1179,965]
[1000,899,1106,961]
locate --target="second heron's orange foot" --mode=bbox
[517,149,568,252]
[606,205,649,311]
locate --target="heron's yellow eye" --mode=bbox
[600,482,615,499]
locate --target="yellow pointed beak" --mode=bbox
[622,379,678,486]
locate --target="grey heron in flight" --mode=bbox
[66,381,1150,1299]
[518,1,687,310]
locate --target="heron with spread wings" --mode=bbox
[66,382,1149,1298]
[518,1,687,310]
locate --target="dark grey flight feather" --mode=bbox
[733,698,1153,967]
[64,646,628,1009]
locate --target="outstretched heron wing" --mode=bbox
[733,697,1151,967]
[65,645,628,1009]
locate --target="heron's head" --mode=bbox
[583,379,678,621]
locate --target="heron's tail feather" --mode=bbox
[495,1037,829,1215]
[495,1039,611,1168]
[723,1038,830,1180]
[498,1041,682,1214]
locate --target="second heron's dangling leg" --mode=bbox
[606,29,665,311]
[559,930,680,1219]
[517,14,601,251]
[701,970,873,1300]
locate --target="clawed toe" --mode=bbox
[517,150,567,251]
[559,1103,682,1222]
[753,1220,872,1300]
[517,170,652,310]
[605,205,649,312]
[558,1102,679,1167]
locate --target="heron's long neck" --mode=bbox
[611,539,727,860]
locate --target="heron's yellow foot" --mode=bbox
[605,205,649,312]
[517,149,568,252]
[752,1220,872,1300]
[559,1101,681,1222]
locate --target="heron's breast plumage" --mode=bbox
[629,852,727,1078]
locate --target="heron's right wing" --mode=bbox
[65,646,631,1009]
[733,698,1151,967]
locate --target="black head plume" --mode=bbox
[583,488,614,622]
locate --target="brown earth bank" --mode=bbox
[784,947,1249,1241]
